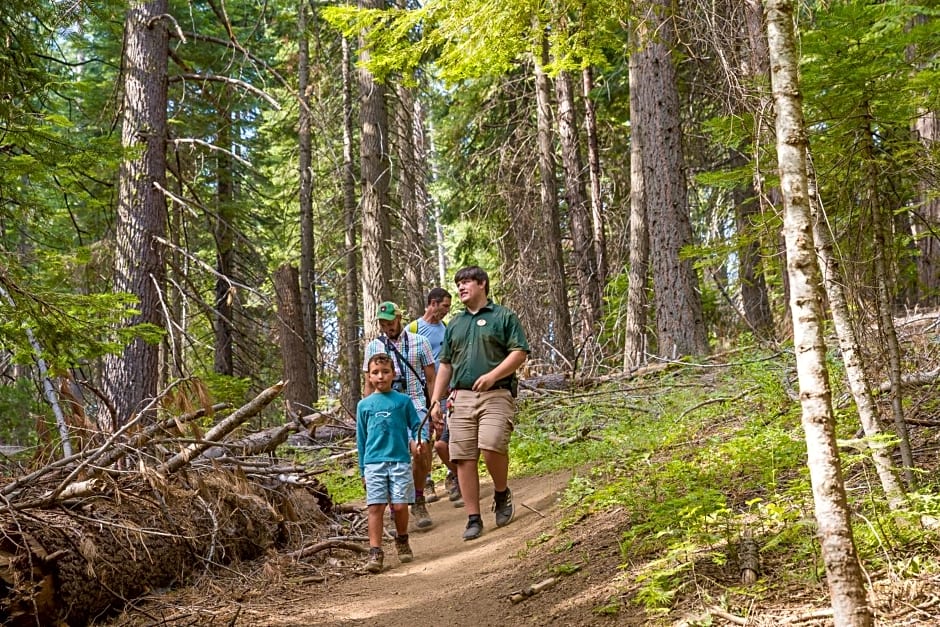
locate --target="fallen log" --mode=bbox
[0,381,335,626]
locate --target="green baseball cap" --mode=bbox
[376,301,401,321]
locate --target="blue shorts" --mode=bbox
[364,461,415,506]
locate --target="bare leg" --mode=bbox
[412,444,432,491]
[456,458,481,515]
[481,449,508,492]
[391,502,410,536]
[435,439,457,475]
[368,503,386,547]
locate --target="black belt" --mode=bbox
[455,383,512,392]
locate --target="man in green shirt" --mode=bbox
[429,266,529,541]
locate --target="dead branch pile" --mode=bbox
[0,382,339,627]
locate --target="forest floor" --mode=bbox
[99,467,897,627]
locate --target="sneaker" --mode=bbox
[395,535,414,563]
[452,493,464,508]
[425,479,440,503]
[411,497,433,529]
[463,517,483,541]
[365,547,384,573]
[493,488,515,528]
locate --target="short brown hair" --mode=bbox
[454,266,489,295]
[367,352,395,371]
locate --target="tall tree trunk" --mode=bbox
[395,82,425,315]
[861,106,915,487]
[744,0,785,340]
[103,0,170,431]
[556,69,602,344]
[765,1,873,624]
[632,0,707,359]
[359,0,393,335]
[274,264,315,414]
[733,150,774,338]
[340,34,361,414]
[413,99,442,285]
[298,0,319,402]
[624,30,650,370]
[582,67,608,290]
[533,31,575,365]
[214,100,235,377]
[808,178,905,510]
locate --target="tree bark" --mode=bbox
[340,34,362,414]
[214,91,236,377]
[103,0,170,431]
[631,0,708,359]
[298,0,319,401]
[359,0,393,334]
[274,265,315,415]
[533,31,575,365]
[765,1,873,623]
[808,181,905,509]
[624,28,650,370]
[861,106,915,488]
[556,69,602,344]
[582,67,608,289]
[394,80,425,315]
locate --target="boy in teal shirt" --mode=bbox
[356,353,424,573]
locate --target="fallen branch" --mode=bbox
[708,606,749,625]
[509,577,557,603]
[160,381,285,474]
[289,539,368,560]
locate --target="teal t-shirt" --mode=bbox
[356,390,421,476]
[439,300,529,391]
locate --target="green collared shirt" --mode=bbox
[440,299,529,390]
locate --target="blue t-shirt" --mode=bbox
[409,319,446,367]
[356,390,421,476]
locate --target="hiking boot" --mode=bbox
[365,547,384,573]
[493,488,515,528]
[452,493,464,508]
[425,478,440,503]
[463,517,483,541]
[411,497,433,529]
[395,535,414,563]
[445,472,458,497]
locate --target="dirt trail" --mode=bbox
[266,471,576,626]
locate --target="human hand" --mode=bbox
[472,373,495,392]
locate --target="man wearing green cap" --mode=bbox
[363,301,437,529]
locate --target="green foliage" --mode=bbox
[0,271,165,375]
[508,351,940,614]
[0,378,43,444]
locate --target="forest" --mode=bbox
[1,0,940,625]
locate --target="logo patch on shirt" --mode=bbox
[476,319,487,326]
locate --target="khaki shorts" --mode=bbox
[448,389,515,460]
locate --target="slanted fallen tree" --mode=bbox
[0,381,335,626]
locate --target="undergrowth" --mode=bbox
[510,349,940,618]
